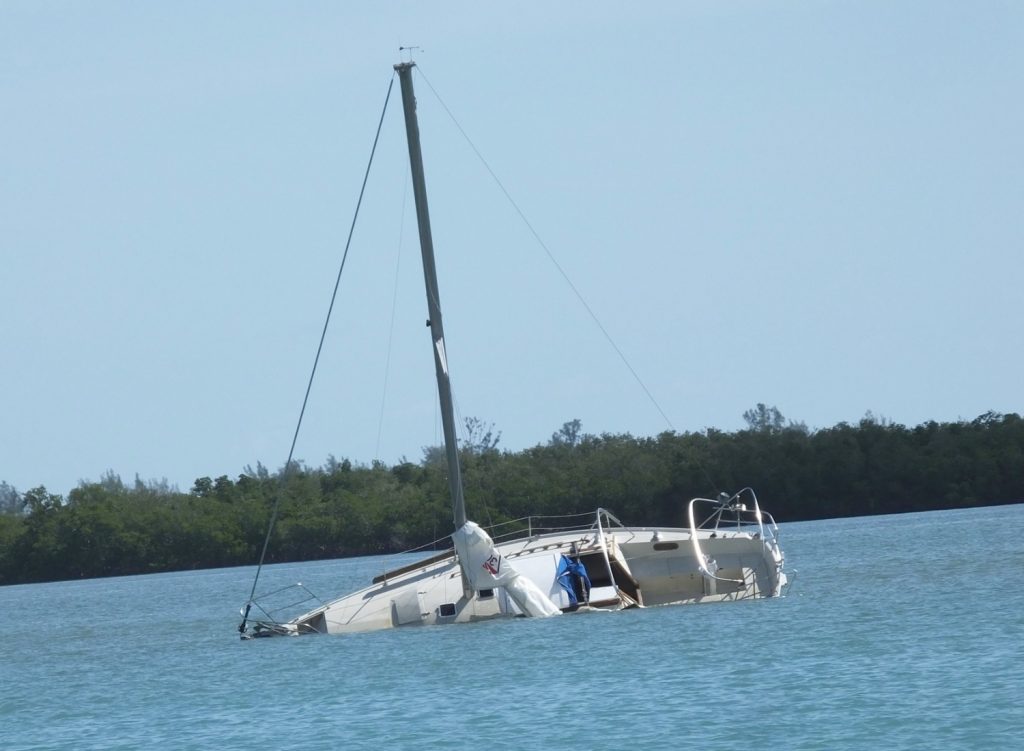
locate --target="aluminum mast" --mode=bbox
[394,61,467,529]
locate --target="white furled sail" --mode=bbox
[452,521,561,618]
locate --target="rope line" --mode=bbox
[239,74,396,635]
[375,173,409,459]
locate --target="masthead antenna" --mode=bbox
[398,46,422,63]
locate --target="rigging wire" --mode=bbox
[239,74,396,635]
[415,66,720,492]
[415,68,676,432]
[375,174,410,460]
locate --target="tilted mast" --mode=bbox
[394,61,467,530]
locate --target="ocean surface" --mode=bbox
[2,504,1022,750]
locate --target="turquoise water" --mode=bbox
[2,505,1022,749]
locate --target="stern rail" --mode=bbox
[688,488,782,586]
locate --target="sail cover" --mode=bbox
[452,521,561,618]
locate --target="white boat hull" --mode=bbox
[248,516,787,637]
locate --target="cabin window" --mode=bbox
[438,603,457,617]
[478,589,494,599]
[653,542,679,551]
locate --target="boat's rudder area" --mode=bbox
[621,533,777,606]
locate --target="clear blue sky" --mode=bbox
[2,1,1021,496]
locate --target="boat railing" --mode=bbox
[369,510,607,582]
[370,510,618,586]
[592,507,623,600]
[693,487,779,540]
[376,509,626,567]
[241,582,323,631]
[687,488,780,585]
[486,509,618,544]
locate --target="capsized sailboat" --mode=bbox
[239,61,787,638]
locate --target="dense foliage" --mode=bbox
[1,409,1021,585]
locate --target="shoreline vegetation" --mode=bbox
[2,407,1021,586]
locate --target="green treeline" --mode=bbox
[1,409,1021,585]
